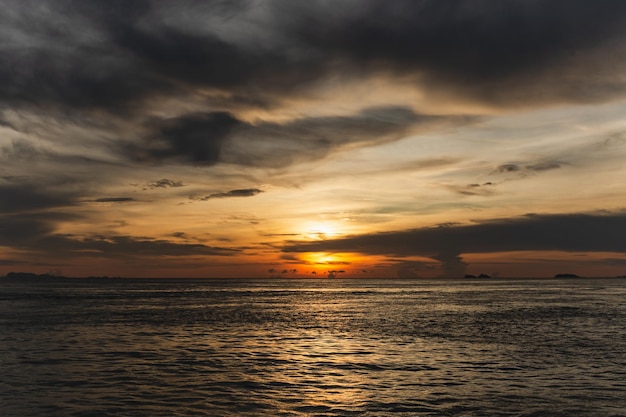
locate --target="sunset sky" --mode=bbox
[2,0,626,278]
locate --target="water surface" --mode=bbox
[1,278,625,416]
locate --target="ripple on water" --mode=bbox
[1,278,625,416]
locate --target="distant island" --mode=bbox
[464,274,491,278]
[4,272,67,280]
[554,273,580,278]
[3,272,120,280]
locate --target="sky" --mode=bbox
[1,0,626,278]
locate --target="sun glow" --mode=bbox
[301,222,341,240]
[306,252,341,265]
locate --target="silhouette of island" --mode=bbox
[5,272,67,280]
[464,273,491,278]
[554,273,580,278]
[3,272,120,280]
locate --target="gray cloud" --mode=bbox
[0,185,77,213]
[203,188,263,199]
[0,212,78,243]
[277,0,626,106]
[126,107,470,167]
[526,161,565,172]
[144,179,184,189]
[0,224,241,258]
[283,211,626,277]
[128,112,241,164]
[494,164,521,173]
[448,182,496,197]
[2,0,624,117]
[92,197,135,203]
[39,234,241,257]
[493,161,565,175]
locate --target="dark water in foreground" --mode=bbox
[1,278,625,416]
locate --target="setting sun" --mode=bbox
[300,222,341,240]
[306,252,341,265]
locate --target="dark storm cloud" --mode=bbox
[2,0,624,116]
[278,0,626,105]
[222,107,451,168]
[0,212,77,243]
[128,112,241,164]
[283,211,626,276]
[128,107,468,167]
[0,1,160,111]
[0,0,302,113]
[0,0,251,111]
[0,183,81,247]
[0,185,77,213]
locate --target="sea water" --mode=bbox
[1,278,625,416]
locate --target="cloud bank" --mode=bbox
[283,211,626,276]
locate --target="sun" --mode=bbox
[301,222,340,240]
[306,252,339,265]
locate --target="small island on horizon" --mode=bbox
[2,272,121,280]
[3,270,626,280]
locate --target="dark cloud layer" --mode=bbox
[132,112,241,164]
[1,0,624,174]
[128,107,467,167]
[283,0,626,105]
[283,211,626,276]
[0,221,240,258]
[1,0,625,115]
[38,234,240,257]
[0,185,77,214]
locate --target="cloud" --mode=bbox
[126,106,472,167]
[128,112,241,164]
[283,211,626,276]
[46,234,241,257]
[526,161,565,172]
[447,182,496,197]
[92,197,135,203]
[442,159,568,196]
[0,184,77,213]
[144,179,184,189]
[277,0,626,107]
[190,188,263,201]
[4,231,241,259]
[494,164,521,173]
[0,0,296,114]
[492,161,564,175]
[4,0,622,119]
[0,212,77,243]
[203,188,263,199]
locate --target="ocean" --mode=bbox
[1,278,625,416]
